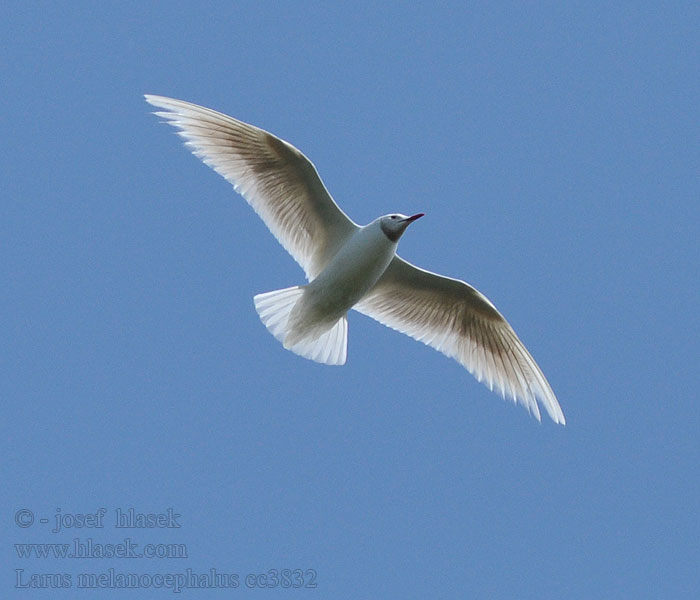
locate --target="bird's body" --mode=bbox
[305,216,416,319]
[255,214,421,364]
[304,218,398,320]
[145,94,566,424]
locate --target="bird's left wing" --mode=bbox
[145,95,359,280]
[354,256,565,424]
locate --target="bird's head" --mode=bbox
[378,213,424,242]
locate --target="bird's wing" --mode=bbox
[354,256,565,424]
[145,95,359,280]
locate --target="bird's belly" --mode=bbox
[303,236,395,320]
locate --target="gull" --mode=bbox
[145,95,565,424]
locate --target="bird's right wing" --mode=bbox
[145,95,359,280]
[355,256,565,424]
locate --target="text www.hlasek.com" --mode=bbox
[15,538,187,559]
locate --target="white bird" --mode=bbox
[145,95,565,424]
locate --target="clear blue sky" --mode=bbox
[2,2,698,598]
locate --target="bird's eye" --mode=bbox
[390,215,396,220]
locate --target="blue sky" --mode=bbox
[2,2,698,598]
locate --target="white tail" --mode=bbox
[253,287,348,366]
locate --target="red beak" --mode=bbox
[403,213,425,223]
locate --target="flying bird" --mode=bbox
[145,95,565,424]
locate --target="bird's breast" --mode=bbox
[304,226,396,318]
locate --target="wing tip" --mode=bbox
[541,397,566,426]
[144,93,164,107]
[553,408,567,426]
